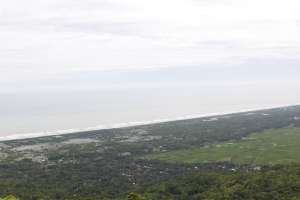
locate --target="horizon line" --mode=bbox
[0,104,298,142]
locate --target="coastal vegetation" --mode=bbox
[0,106,299,199]
[145,127,300,165]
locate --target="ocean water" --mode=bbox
[1,82,299,141]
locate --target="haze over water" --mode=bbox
[1,64,300,139]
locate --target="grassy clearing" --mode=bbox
[145,127,300,165]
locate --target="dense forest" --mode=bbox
[139,165,300,200]
[0,106,300,199]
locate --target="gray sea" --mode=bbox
[1,81,299,140]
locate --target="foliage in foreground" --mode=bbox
[140,165,300,200]
[1,166,300,200]
[0,195,19,200]
[127,193,145,200]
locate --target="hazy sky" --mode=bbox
[1,0,300,137]
[1,0,300,90]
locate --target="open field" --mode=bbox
[145,127,300,165]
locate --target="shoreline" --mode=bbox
[0,104,297,142]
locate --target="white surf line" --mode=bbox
[0,104,297,142]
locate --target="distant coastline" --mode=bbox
[0,104,297,142]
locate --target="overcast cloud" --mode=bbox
[1,0,300,86]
